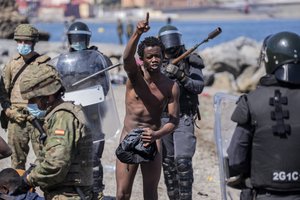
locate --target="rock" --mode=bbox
[0,0,28,39]
[201,36,260,78]
[0,0,50,41]
[236,65,265,92]
[200,36,264,92]
[212,71,237,92]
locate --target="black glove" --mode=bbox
[165,64,185,81]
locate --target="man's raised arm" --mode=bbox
[123,13,150,75]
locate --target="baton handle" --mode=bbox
[171,27,222,65]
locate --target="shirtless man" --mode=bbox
[116,13,180,200]
[0,135,11,159]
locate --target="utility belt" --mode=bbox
[256,188,300,196]
[44,185,92,199]
[180,106,200,120]
[161,107,200,120]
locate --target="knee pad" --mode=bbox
[175,157,193,199]
[162,157,180,199]
[176,157,193,174]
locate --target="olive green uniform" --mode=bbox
[1,53,50,169]
[27,102,93,200]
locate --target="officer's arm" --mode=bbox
[27,111,75,188]
[227,95,253,174]
[227,124,253,174]
[179,54,205,94]
[0,63,12,110]
[0,77,10,110]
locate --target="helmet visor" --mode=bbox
[159,33,183,49]
[69,34,88,44]
[275,63,300,84]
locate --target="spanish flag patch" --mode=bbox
[55,129,65,136]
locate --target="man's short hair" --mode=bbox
[0,168,21,194]
[137,36,165,59]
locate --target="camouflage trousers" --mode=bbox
[7,120,42,169]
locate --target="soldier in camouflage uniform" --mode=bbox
[1,24,50,169]
[19,64,94,200]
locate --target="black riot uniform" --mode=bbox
[59,21,112,200]
[158,25,205,200]
[227,31,300,200]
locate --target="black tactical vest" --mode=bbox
[247,85,300,191]
[178,58,199,115]
[162,56,199,115]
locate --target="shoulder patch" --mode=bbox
[54,129,65,136]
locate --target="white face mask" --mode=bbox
[71,41,87,51]
[27,104,47,119]
[17,43,32,55]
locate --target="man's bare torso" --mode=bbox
[122,73,173,137]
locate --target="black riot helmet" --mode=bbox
[158,25,183,50]
[263,31,300,84]
[67,21,91,51]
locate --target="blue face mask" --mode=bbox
[17,43,32,55]
[71,42,86,51]
[27,104,47,119]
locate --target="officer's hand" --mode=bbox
[166,64,185,81]
[136,12,150,35]
[5,107,27,123]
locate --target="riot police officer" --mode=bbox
[52,21,117,200]
[227,31,300,199]
[158,25,205,200]
[1,24,50,170]
[19,64,93,200]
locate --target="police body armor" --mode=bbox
[49,50,121,140]
[45,102,93,186]
[246,85,300,191]
[162,55,199,115]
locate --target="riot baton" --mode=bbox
[72,62,122,87]
[171,27,222,65]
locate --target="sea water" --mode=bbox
[35,18,300,49]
